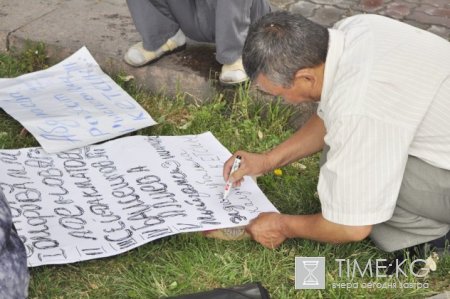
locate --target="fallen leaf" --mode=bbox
[119,74,135,82]
[169,281,178,290]
[257,130,264,140]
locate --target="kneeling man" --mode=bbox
[224,11,450,255]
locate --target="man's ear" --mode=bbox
[294,68,316,83]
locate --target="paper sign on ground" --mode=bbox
[0,132,278,267]
[0,47,156,153]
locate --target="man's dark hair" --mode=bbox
[243,11,329,87]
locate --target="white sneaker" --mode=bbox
[124,29,186,67]
[219,58,249,85]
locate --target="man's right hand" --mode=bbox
[223,151,273,187]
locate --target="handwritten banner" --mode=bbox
[0,47,156,153]
[0,132,278,267]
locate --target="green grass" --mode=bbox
[1,45,449,298]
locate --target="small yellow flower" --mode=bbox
[274,168,283,176]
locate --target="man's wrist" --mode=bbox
[278,214,293,239]
[264,151,279,173]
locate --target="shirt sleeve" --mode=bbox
[318,115,415,226]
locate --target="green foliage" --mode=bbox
[0,42,47,78]
[1,47,448,299]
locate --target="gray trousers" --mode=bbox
[320,146,450,252]
[0,190,29,299]
[126,0,271,64]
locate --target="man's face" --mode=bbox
[254,73,316,104]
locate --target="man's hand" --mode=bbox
[245,212,288,249]
[223,114,326,187]
[245,212,373,249]
[223,151,273,187]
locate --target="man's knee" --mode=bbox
[398,155,450,224]
[370,211,450,252]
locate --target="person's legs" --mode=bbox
[167,0,271,84]
[215,0,271,65]
[127,0,179,51]
[165,0,216,43]
[126,0,271,83]
[216,0,271,84]
[0,190,29,299]
[139,0,271,62]
[125,0,186,66]
[371,156,450,252]
[370,207,449,252]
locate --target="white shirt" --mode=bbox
[317,14,450,226]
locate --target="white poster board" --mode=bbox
[0,47,156,153]
[0,132,278,267]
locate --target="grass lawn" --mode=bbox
[0,46,449,298]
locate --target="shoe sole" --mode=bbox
[124,44,187,67]
[219,78,249,87]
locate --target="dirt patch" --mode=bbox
[172,44,220,77]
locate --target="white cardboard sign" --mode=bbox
[0,132,278,267]
[0,47,156,153]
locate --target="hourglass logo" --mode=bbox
[295,257,325,289]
